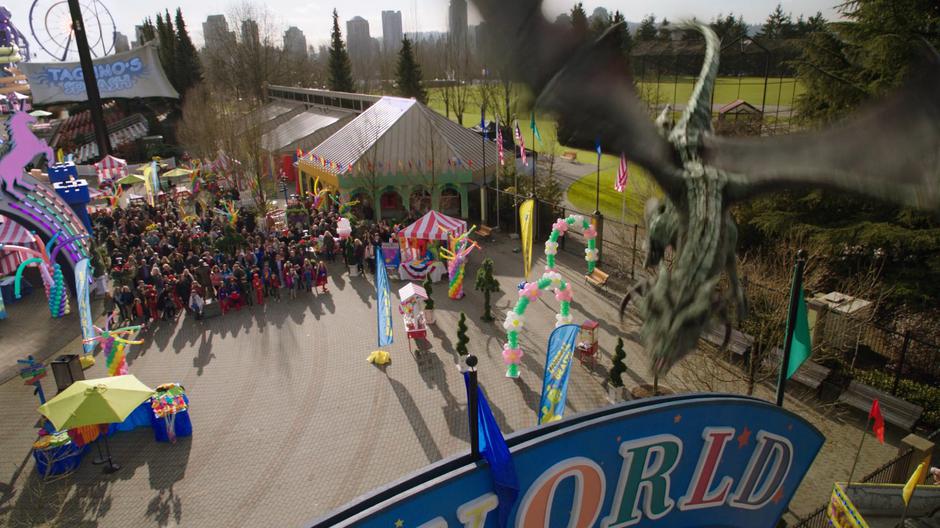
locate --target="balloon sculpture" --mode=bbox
[439,226,481,300]
[7,231,88,318]
[152,383,188,443]
[83,315,143,376]
[502,215,597,378]
[214,200,239,228]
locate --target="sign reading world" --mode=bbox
[311,394,825,527]
[21,44,179,104]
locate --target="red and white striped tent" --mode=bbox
[398,210,467,242]
[94,154,128,182]
[0,215,38,276]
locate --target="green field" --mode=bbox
[426,76,802,221]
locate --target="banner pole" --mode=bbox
[467,355,480,458]
[846,415,870,489]
[775,249,807,407]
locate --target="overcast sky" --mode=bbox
[11,0,842,59]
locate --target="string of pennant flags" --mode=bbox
[296,149,475,175]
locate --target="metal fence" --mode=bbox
[790,448,915,527]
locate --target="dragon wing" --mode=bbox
[471,0,684,198]
[703,52,940,209]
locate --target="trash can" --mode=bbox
[50,354,84,393]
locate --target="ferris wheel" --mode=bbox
[29,0,116,62]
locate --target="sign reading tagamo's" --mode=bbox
[310,394,825,528]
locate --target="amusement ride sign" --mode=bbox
[311,394,824,528]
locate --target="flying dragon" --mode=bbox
[469,0,940,385]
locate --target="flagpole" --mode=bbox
[481,104,487,227]
[776,249,807,407]
[594,147,601,215]
[530,113,537,239]
[846,414,871,488]
[467,354,480,458]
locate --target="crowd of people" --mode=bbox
[92,192,411,330]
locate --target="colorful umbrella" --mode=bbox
[38,375,154,431]
[161,168,192,179]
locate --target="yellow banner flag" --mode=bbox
[142,166,155,206]
[519,199,535,280]
[903,462,927,505]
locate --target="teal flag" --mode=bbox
[785,285,811,378]
[376,247,393,347]
[530,112,542,144]
[538,324,580,424]
[75,259,95,354]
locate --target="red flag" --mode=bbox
[496,117,505,166]
[869,399,885,444]
[615,153,629,192]
[514,121,527,166]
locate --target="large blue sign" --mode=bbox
[21,44,179,104]
[310,394,824,527]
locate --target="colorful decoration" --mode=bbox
[83,315,143,377]
[214,200,239,228]
[8,231,87,318]
[502,214,597,378]
[439,226,481,300]
[367,349,391,366]
[152,383,188,443]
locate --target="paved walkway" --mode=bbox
[0,235,902,527]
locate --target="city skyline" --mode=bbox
[7,0,842,61]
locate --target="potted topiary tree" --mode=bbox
[455,312,469,372]
[423,276,435,324]
[474,258,500,322]
[608,337,628,402]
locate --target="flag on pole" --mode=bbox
[595,139,602,165]
[869,399,885,444]
[480,107,487,139]
[375,249,394,347]
[530,112,542,144]
[519,199,534,280]
[496,117,505,166]
[784,284,812,379]
[903,462,927,505]
[615,153,629,192]
[463,373,519,527]
[514,121,527,166]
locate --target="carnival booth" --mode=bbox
[398,282,428,351]
[397,211,466,283]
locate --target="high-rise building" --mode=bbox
[113,32,130,53]
[346,16,372,69]
[203,15,235,51]
[448,0,468,50]
[381,10,403,54]
[241,19,259,45]
[284,26,307,57]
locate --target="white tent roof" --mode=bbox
[261,109,351,153]
[398,282,428,304]
[305,96,499,176]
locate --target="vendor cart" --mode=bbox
[398,282,428,352]
[576,320,599,369]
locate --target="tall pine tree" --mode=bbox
[395,36,426,103]
[155,11,179,91]
[174,8,202,96]
[570,3,589,38]
[328,9,355,93]
[636,15,658,41]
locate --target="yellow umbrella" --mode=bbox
[38,375,154,431]
[37,375,154,473]
[162,168,193,179]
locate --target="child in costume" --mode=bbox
[252,273,264,305]
[315,260,329,293]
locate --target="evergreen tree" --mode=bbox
[174,8,203,96]
[395,36,426,103]
[154,11,179,91]
[474,258,500,321]
[456,312,469,358]
[139,18,156,44]
[570,3,589,38]
[710,13,749,42]
[758,4,794,39]
[657,18,672,41]
[609,11,633,54]
[423,276,434,310]
[743,0,940,307]
[609,337,626,387]
[588,8,611,36]
[328,9,355,93]
[636,14,658,42]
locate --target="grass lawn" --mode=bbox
[424,76,801,222]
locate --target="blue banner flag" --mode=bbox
[480,107,486,139]
[595,138,602,165]
[538,324,581,424]
[375,247,394,347]
[464,373,519,527]
[75,258,95,354]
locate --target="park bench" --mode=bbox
[585,268,609,290]
[562,151,578,161]
[763,347,832,391]
[700,325,753,360]
[838,380,923,431]
[475,225,493,239]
